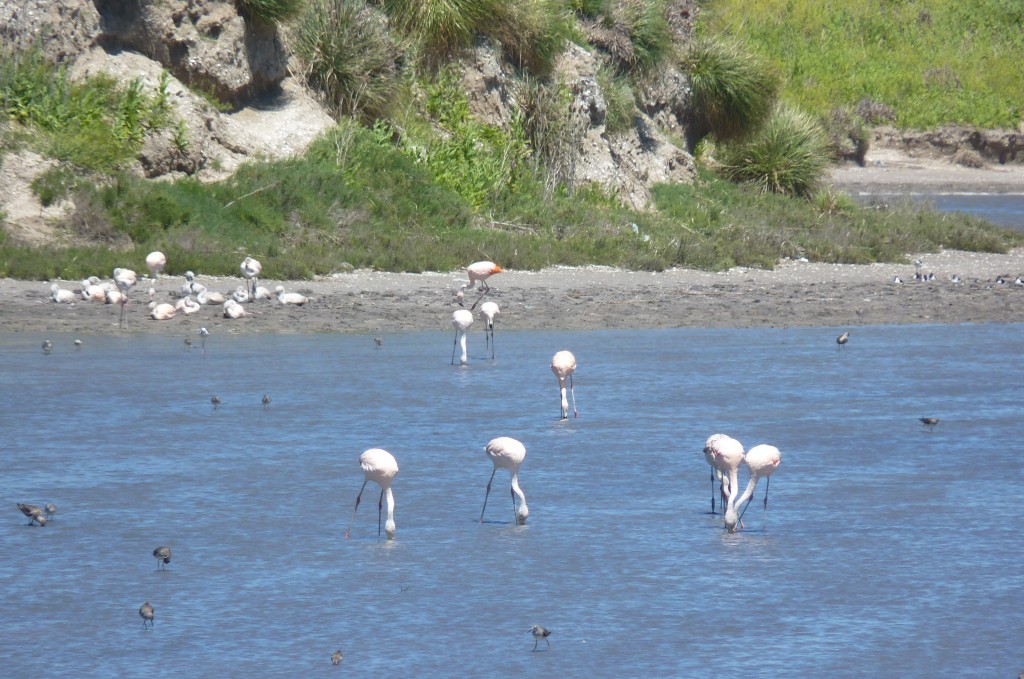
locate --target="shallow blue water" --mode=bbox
[853,191,1024,229]
[1,326,1022,677]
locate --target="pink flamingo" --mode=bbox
[703,434,734,514]
[451,309,474,365]
[706,434,745,526]
[726,444,782,532]
[345,448,399,540]
[480,437,528,525]
[550,351,578,419]
[461,261,503,309]
[145,251,166,282]
[113,268,137,328]
[241,256,262,301]
[479,301,499,359]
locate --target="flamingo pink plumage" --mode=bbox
[550,351,578,419]
[726,444,782,532]
[479,301,499,359]
[113,268,137,328]
[345,448,399,540]
[465,261,503,292]
[145,251,166,282]
[706,434,745,527]
[703,434,733,514]
[480,437,528,525]
[241,256,262,301]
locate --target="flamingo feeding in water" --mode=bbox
[241,256,262,301]
[550,351,578,419]
[480,436,528,525]
[113,267,137,328]
[345,448,399,540]
[706,434,745,528]
[727,443,781,533]
[479,301,499,359]
[703,434,734,514]
[451,309,473,365]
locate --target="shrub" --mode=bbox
[515,76,583,197]
[488,0,573,77]
[717,104,829,197]
[681,36,778,151]
[381,0,501,68]
[584,0,673,75]
[293,0,401,119]
[237,0,303,23]
[596,65,636,135]
[823,106,870,166]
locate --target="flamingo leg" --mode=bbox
[710,467,716,514]
[569,374,578,417]
[344,480,368,539]
[377,488,384,539]
[479,469,497,522]
[451,329,458,365]
[489,325,495,359]
[510,485,518,524]
[469,289,487,311]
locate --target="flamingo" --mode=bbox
[465,261,503,292]
[530,625,552,651]
[113,267,137,328]
[139,601,154,630]
[253,285,273,301]
[275,286,307,306]
[451,309,473,365]
[105,288,124,306]
[199,327,209,355]
[50,283,76,303]
[727,444,781,533]
[196,289,226,306]
[232,285,250,304]
[836,331,849,349]
[480,436,528,525]
[241,256,262,301]
[479,301,499,359]
[222,299,247,318]
[150,303,176,320]
[175,296,201,315]
[706,434,745,528]
[153,546,171,571]
[702,434,732,514]
[550,351,578,419]
[81,278,106,301]
[17,503,47,526]
[345,448,399,540]
[145,251,166,282]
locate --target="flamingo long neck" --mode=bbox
[458,330,468,364]
[511,472,528,520]
[383,487,396,539]
[733,475,760,511]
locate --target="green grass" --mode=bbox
[698,0,1024,128]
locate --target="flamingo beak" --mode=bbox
[493,265,504,273]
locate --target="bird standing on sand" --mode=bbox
[153,546,171,570]
[550,351,578,419]
[465,261,503,292]
[836,331,849,349]
[530,625,552,651]
[920,417,939,431]
[345,448,399,540]
[146,251,166,282]
[17,503,47,526]
[480,437,528,525]
[451,309,474,365]
[240,256,262,301]
[113,267,137,328]
[331,650,343,665]
[140,601,154,630]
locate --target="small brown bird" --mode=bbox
[919,417,940,431]
[331,650,343,665]
[211,395,221,410]
[836,331,849,348]
[18,503,47,526]
[530,625,551,651]
[44,503,57,520]
[262,394,271,409]
[153,546,171,570]
[140,601,154,630]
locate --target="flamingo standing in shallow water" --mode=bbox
[479,301,499,358]
[727,444,782,532]
[345,448,399,540]
[480,437,528,525]
[451,309,473,365]
[706,434,745,528]
[550,351,578,419]
[703,434,733,514]
[113,268,137,328]
[241,256,262,301]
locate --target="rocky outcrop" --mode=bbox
[873,125,1023,166]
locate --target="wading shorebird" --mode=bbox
[17,503,47,526]
[345,448,399,540]
[153,546,171,571]
[480,437,528,525]
[550,351,578,419]
[139,601,154,630]
[919,417,940,432]
[530,625,551,651]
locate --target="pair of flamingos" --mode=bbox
[703,434,781,533]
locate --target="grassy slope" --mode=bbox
[698,0,1024,128]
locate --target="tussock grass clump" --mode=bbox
[488,0,573,76]
[717,104,829,197]
[382,0,500,68]
[237,0,303,23]
[681,37,778,151]
[293,0,402,119]
[584,0,674,75]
